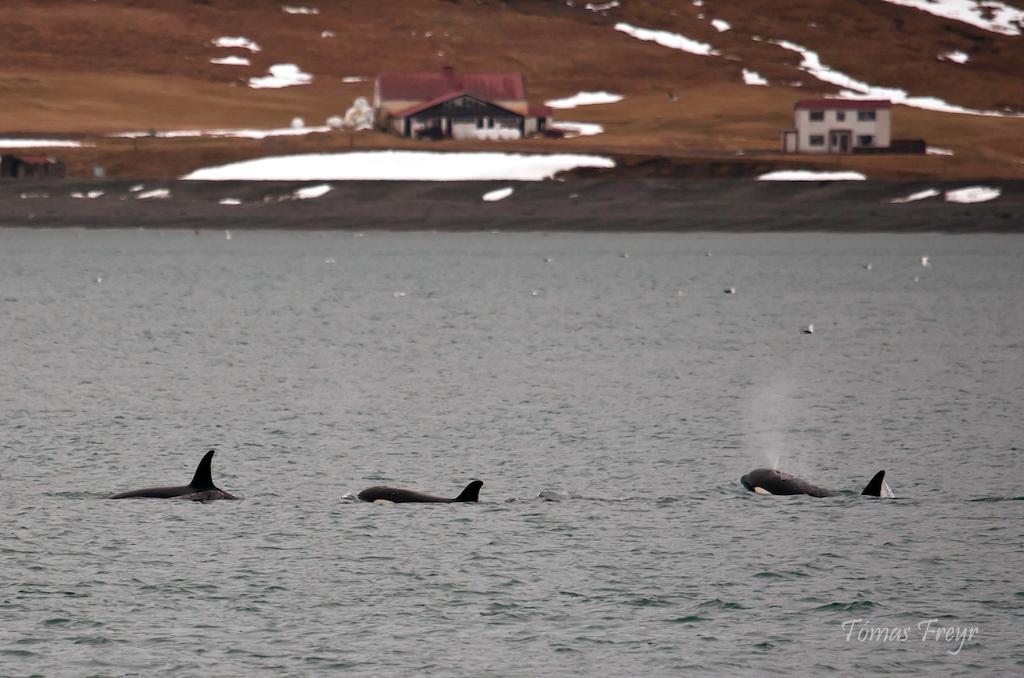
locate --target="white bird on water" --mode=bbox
[802,324,814,334]
[724,287,736,294]
[921,255,930,267]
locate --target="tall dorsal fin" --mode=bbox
[190,450,217,490]
[861,470,886,496]
[453,479,483,502]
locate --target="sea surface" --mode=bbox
[1,229,1021,677]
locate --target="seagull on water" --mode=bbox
[802,324,814,334]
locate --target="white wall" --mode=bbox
[795,107,891,153]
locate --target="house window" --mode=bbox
[857,135,875,146]
[809,111,824,122]
[836,111,846,121]
[857,110,876,121]
[809,135,825,146]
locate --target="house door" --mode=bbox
[829,130,851,153]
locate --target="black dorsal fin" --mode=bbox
[453,480,483,502]
[861,470,886,496]
[190,450,217,490]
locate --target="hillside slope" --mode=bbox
[1,0,1021,179]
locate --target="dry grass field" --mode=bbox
[1,0,1021,179]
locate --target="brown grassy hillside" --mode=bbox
[1,0,1021,179]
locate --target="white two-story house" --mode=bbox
[781,100,891,154]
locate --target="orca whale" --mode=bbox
[740,468,892,498]
[357,480,483,504]
[109,449,238,501]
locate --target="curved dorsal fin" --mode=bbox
[453,479,483,502]
[190,450,217,490]
[861,470,886,496]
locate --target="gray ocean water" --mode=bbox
[1,229,1022,677]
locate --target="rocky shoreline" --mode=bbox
[2,178,1022,232]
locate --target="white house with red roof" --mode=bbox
[374,66,551,140]
[781,100,892,153]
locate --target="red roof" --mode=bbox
[795,99,892,110]
[528,104,552,117]
[378,68,526,102]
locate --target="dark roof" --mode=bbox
[392,90,523,119]
[378,70,526,102]
[7,154,59,164]
[795,99,892,110]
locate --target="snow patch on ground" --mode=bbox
[549,121,605,137]
[939,50,970,64]
[880,0,1023,36]
[249,64,313,89]
[219,198,243,205]
[769,38,1024,117]
[927,147,955,156]
[292,184,333,200]
[758,170,867,181]
[71,190,105,199]
[0,139,87,148]
[945,186,1001,203]
[482,187,514,202]
[212,36,261,52]
[112,126,330,140]
[888,188,940,203]
[282,5,319,14]
[615,23,720,56]
[136,188,171,199]
[585,1,621,10]
[342,76,367,83]
[743,69,768,86]
[711,19,731,32]
[545,91,623,108]
[182,151,616,181]
[211,56,251,66]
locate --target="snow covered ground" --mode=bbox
[880,0,1023,36]
[0,139,88,148]
[615,23,719,57]
[766,38,1024,117]
[743,69,768,86]
[545,91,623,109]
[757,170,867,181]
[211,56,250,66]
[482,187,515,202]
[282,5,319,14]
[939,50,970,64]
[183,151,616,181]
[249,64,313,89]
[212,36,261,52]
[945,186,1001,203]
[888,188,940,203]
[136,188,171,200]
[291,184,332,200]
[549,121,604,138]
[112,126,331,140]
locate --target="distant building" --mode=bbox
[0,154,66,178]
[374,66,550,140]
[781,100,892,153]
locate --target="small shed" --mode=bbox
[0,154,67,179]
